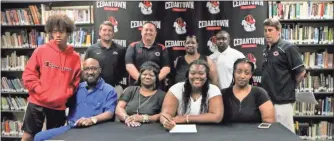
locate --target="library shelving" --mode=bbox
[269,1,334,140]
[1,1,94,140]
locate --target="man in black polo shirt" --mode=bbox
[85,21,126,88]
[174,35,219,86]
[125,22,170,86]
[261,18,306,133]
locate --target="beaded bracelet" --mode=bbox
[142,114,149,123]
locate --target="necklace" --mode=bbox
[137,92,153,114]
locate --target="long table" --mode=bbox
[51,122,302,141]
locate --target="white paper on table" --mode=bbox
[169,124,197,133]
[295,92,318,104]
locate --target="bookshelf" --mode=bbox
[269,1,334,140]
[279,19,334,23]
[1,1,94,140]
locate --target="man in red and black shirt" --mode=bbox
[125,22,170,86]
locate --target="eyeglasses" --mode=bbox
[83,67,99,71]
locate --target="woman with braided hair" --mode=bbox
[160,59,223,130]
[116,61,166,127]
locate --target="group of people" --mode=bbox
[20,13,305,141]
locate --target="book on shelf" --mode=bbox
[301,51,334,70]
[295,121,333,141]
[294,97,334,116]
[1,29,93,49]
[1,52,28,71]
[281,25,334,45]
[269,1,334,20]
[1,4,92,26]
[68,28,92,47]
[1,29,46,48]
[1,120,23,137]
[1,77,27,93]
[41,4,92,24]
[297,72,333,93]
[1,96,27,111]
[1,5,41,25]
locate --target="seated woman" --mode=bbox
[160,60,223,130]
[116,61,166,127]
[222,58,275,123]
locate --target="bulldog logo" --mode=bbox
[247,53,257,69]
[108,16,118,33]
[139,1,153,15]
[207,36,218,53]
[241,14,256,32]
[206,1,220,14]
[173,17,187,35]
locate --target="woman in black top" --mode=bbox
[222,58,275,123]
[116,61,166,127]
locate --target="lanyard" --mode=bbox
[137,93,153,114]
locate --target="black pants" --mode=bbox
[22,102,66,136]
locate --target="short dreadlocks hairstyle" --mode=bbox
[45,13,75,34]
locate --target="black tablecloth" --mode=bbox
[51,122,302,141]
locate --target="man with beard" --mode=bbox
[125,22,170,87]
[85,21,126,90]
[174,35,219,86]
[209,30,245,89]
[34,58,118,141]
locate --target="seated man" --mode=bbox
[160,60,223,130]
[34,58,118,141]
[116,61,166,127]
[222,58,275,123]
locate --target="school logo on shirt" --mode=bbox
[44,61,72,71]
[207,36,218,53]
[137,48,143,54]
[108,16,119,33]
[206,1,220,14]
[173,17,187,35]
[96,1,127,11]
[139,1,153,15]
[273,51,279,56]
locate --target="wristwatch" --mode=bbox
[90,117,97,124]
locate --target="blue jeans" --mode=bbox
[34,125,72,141]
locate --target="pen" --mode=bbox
[161,115,172,122]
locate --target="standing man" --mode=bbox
[125,22,170,86]
[34,58,118,141]
[21,14,81,141]
[261,18,306,133]
[85,21,126,88]
[174,35,219,86]
[209,30,245,89]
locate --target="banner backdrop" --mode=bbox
[94,1,268,86]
